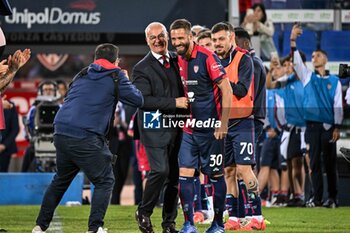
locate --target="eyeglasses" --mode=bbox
[148,33,166,42]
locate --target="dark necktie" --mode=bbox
[162,55,170,69]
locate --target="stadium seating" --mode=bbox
[273,29,281,55]
[320,30,350,61]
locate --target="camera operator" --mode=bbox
[290,24,343,208]
[21,80,57,172]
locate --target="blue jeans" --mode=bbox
[36,134,115,232]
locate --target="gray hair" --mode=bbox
[145,22,167,37]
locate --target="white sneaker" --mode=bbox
[96,227,107,233]
[86,227,108,233]
[32,225,46,233]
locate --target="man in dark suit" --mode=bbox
[0,100,19,172]
[133,22,188,233]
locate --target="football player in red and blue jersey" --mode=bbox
[212,22,265,231]
[170,18,232,233]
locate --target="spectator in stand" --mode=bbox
[242,3,277,61]
[239,0,252,25]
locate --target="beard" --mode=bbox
[214,46,226,57]
[176,42,190,56]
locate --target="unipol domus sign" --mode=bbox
[0,0,227,33]
[0,0,104,32]
[5,6,101,29]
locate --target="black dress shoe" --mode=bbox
[135,210,154,233]
[286,197,305,207]
[162,224,178,233]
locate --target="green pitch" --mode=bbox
[0,206,350,233]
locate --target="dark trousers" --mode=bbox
[131,142,143,205]
[21,143,35,172]
[36,134,115,232]
[139,135,180,228]
[305,122,338,202]
[0,152,11,172]
[254,119,265,171]
[111,140,131,205]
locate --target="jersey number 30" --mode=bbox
[210,154,223,167]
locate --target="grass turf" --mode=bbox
[0,205,350,232]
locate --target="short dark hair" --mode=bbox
[233,27,250,41]
[170,19,192,33]
[314,49,328,58]
[94,43,119,63]
[197,30,212,42]
[211,22,234,34]
[281,55,292,65]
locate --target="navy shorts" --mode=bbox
[260,137,280,169]
[178,132,224,176]
[224,118,256,167]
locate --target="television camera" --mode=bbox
[25,95,60,172]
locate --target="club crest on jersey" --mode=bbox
[193,65,199,73]
[327,84,332,90]
[188,91,195,102]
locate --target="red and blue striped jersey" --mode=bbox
[178,44,227,134]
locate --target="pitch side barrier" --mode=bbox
[0,173,83,205]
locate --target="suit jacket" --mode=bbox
[132,51,184,147]
[0,104,19,155]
